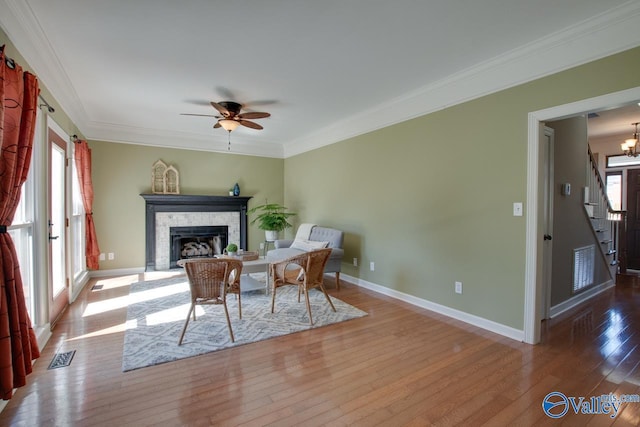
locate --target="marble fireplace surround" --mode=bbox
[141,194,251,271]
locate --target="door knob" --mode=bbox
[544,234,552,241]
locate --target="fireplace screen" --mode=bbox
[170,226,228,268]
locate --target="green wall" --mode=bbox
[283,47,640,330]
[89,142,284,269]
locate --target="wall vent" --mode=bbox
[573,245,595,294]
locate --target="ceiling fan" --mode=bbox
[181,101,271,131]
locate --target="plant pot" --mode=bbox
[227,251,237,257]
[265,230,279,242]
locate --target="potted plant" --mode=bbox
[226,243,238,256]
[247,202,297,241]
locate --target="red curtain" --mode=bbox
[0,48,40,400]
[74,140,100,270]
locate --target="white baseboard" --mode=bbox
[549,280,614,319]
[89,267,146,278]
[70,271,90,303]
[341,273,525,342]
[35,324,52,350]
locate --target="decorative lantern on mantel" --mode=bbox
[151,159,180,194]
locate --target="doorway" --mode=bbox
[525,86,640,344]
[48,127,68,325]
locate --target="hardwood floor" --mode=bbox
[2,274,640,426]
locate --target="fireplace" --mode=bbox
[141,194,251,271]
[169,225,228,268]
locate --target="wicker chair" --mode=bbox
[178,258,243,344]
[270,248,335,325]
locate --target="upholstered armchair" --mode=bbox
[266,224,344,289]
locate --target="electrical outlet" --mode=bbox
[108,252,115,260]
[99,253,105,261]
[455,281,463,294]
[370,261,375,271]
[353,257,358,267]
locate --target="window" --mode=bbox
[606,155,640,168]
[8,148,35,319]
[606,171,622,211]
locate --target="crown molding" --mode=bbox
[284,1,640,158]
[2,0,638,159]
[83,121,284,158]
[0,0,89,127]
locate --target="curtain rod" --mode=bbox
[38,94,55,113]
[0,47,55,113]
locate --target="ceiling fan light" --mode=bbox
[219,119,240,132]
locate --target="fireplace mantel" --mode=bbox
[141,194,252,270]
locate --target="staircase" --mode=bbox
[584,146,626,279]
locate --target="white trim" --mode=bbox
[549,280,614,319]
[31,108,50,333]
[89,267,146,278]
[525,86,640,344]
[0,1,638,158]
[341,274,524,342]
[69,270,90,303]
[284,2,640,157]
[34,324,52,350]
[524,115,542,344]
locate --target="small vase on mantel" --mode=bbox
[233,183,240,196]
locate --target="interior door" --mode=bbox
[626,169,640,270]
[541,127,554,320]
[48,128,68,325]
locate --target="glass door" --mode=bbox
[48,128,68,325]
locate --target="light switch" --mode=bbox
[513,202,523,216]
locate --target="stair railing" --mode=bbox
[586,146,626,274]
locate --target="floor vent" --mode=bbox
[48,350,76,369]
[92,284,103,291]
[571,310,594,340]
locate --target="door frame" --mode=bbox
[524,86,640,344]
[47,121,70,325]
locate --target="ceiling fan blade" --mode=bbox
[211,102,230,117]
[180,113,218,117]
[237,111,271,119]
[213,121,222,129]
[239,119,263,130]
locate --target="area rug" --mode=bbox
[122,275,367,371]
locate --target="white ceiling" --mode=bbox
[1,0,639,158]
[588,103,640,140]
